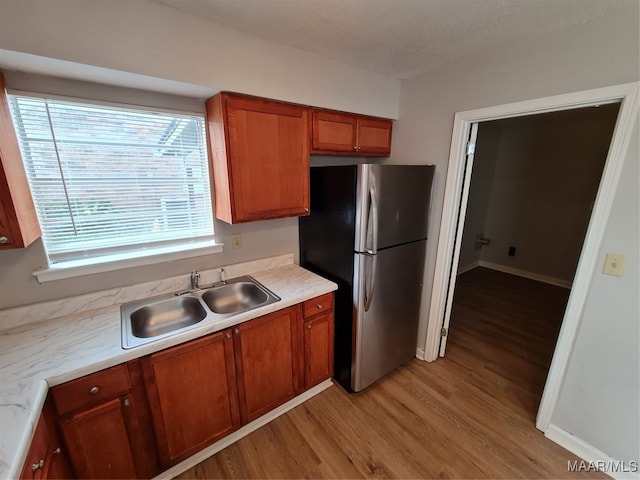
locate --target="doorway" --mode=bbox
[445,104,619,421]
[423,83,639,432]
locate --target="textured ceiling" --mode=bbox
[151,0,635,79]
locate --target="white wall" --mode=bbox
[0,0,400,118]
[551,120,639,463]
[0,0,401,310]
[392,4,638,464]
[392,4,639,350]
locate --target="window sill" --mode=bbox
[33,241,224,283]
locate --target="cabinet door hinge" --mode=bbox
[441,327,448,337]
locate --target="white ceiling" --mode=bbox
[152,0,635,79]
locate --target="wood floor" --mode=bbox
[176,268,603,479]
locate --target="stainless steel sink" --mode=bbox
[130,296,207,338]
[121,275,280,349]
[201,281,269,314]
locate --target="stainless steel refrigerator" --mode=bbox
[299,164,435,392]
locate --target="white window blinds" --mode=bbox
[8,94,213,264]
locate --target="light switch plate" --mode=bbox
[603,253,625,277]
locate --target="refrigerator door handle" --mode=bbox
[366,185,379,255]
[364,184,379,311]
[364,252,377,312]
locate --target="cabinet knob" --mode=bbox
[316,304,323,309]
[0,236,8,244]
[225,332,232,339]
[53,447,62,455]
[306,324,312,330]
[32,459,45,472]
[89,386,99,395]
[122,398,130,407]
[234,328,240,335]
[304,208,309,213]
[353,145,358,151]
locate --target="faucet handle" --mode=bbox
[220,268,227,284]
[190,270,200,289]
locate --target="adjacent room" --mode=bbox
[449,103,621,420]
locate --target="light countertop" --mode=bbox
[0,254,337,479]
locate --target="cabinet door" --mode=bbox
[43,447,73,480]
[21,398,73,480]
[311,110,356,153]
[52,362,158,479]
[0,192,18,248]
[303,313,334,390]
[20,413,49,480]
[142,331,240,467]
[233,306,303,423]
[212,94,310,223]
[356,118,392,155]
[311,109,392,156]
[0,72,41,249]
[59,397,138,479]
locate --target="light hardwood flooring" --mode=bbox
[177,267,603,479]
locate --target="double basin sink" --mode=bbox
[121,275,280,349]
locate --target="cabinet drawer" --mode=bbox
[303,293,333,318]
[52,364,131,416]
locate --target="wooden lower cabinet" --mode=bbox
[233,305,303,423]
[43,444,72,480]
[59,399,137,479]
[303,313,334,389]
[27,295,334,479]
[51,362,159,479]
[141,331,240,468]
[142,305,305,469]
[20,397,72,480]
[302,293,335,390]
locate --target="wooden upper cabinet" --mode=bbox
[206,92,310,224]
[141,331,240,468]
[311,109,392,156]
[0,72,41,249]
[311,111,356,153]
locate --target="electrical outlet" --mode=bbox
[231,234,242,249]
[603,253,625,277]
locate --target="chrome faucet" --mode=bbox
[190,270,200,289]
[220,268,227,285]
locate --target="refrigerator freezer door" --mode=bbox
[355,165,434,252]
[352,239,427,392]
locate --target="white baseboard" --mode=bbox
[478,261,572,289]
[153,379,334,479]
[416,346,425,360]
[457,261,480,275]
[546,424,639,480]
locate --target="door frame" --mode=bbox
[423,82,639,432]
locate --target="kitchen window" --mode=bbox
[7,93,218,280]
